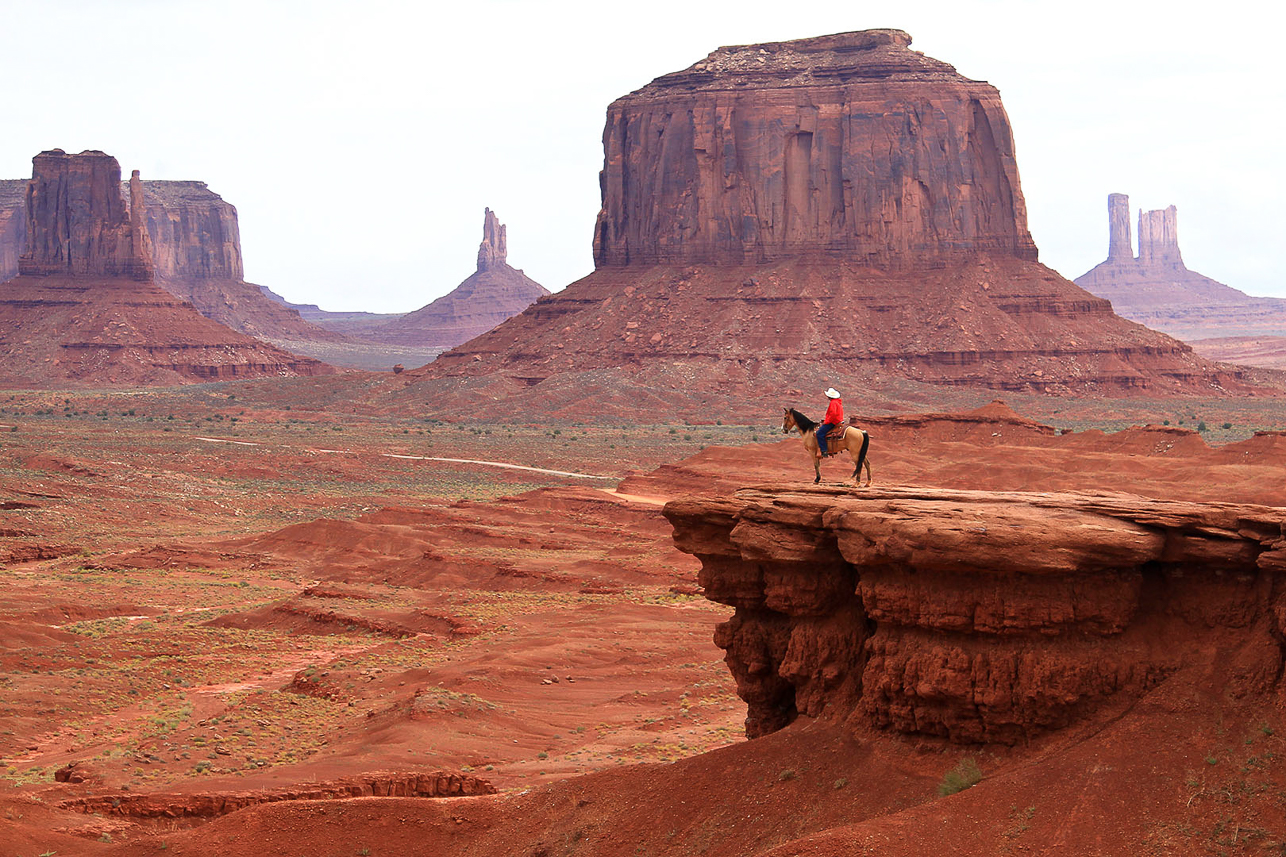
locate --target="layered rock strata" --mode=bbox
[134,179,347,344]
[1,165,344,344]
[0,179,26,282]
[665,486,1286,743]
[1077,193,1286,342]
[0,149,331,386]
[137,179,243,281]
[19,150,153,279]
[369,208,549,348]
[593,29,1038,268]
[411,30,1265,410]
[58,771,495,820]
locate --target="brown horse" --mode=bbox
[782,407,872,486]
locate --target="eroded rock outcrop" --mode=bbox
[58,771,495,820]
[2,164,345,346]
[139,180,243,281]
[0,149,331,387]
[19,150,153,280]
[409,30,1264,414]
[134,179,348,344]
[369,207,550,348]
[593,29,1037,268]
[1077,193,1286,343]
[666,486,1286,743]
[0,179,26,282]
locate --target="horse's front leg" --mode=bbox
[814,457,821,484]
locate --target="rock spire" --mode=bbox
[1137,204,1183,268]
[367,208,549,349]
[476,207,507,273]
[1107,192,1132,262]
[1076,193,1286,342]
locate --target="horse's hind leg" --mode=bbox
[851,432,872,487]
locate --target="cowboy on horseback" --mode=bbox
[816,387,843,459]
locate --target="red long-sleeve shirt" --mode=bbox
[823,397,844,425]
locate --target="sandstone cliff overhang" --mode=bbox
[665,486,1286,744]
[593,28,1038,268]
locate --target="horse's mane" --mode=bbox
[789,408,818,431]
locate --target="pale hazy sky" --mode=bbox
[3,0,1281,312]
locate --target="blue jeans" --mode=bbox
[817,423,839,454]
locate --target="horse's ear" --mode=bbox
[783,407,788,414]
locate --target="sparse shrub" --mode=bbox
[777,768,796,782]
[937,757,983,796]
[1197,420,1208,432]
[833,777,847,790]
[536,751,548,760]
[1222,422,1232,429]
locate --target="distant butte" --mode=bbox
[399,29,1265,419]
[0,149,331,388]
[136,179,347,346]
[1,161,346,349]
[1075,193,1286,357]
[366,207,550,349]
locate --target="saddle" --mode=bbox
[820,420,851,456]
[824,419,852,441]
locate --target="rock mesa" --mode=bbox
[0,149,330,387]
[409,30,1259,415]
[593,29,1037,269]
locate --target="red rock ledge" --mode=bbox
[664,486,1286,743]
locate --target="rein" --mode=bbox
[789,408,818,432]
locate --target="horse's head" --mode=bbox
[782,408,795,434]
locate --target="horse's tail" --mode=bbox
[853,429,871,473]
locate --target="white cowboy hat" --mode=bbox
[825,387,841,398]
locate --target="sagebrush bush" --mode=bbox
[937,757,983,796]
